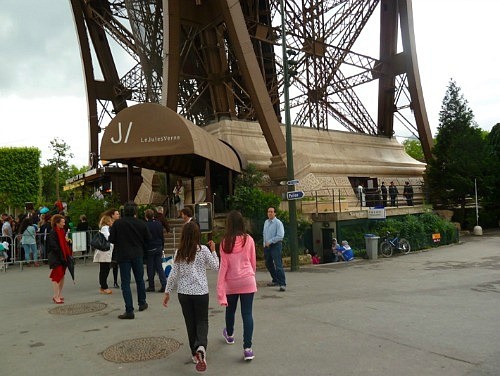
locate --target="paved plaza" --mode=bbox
[1,230,499,375]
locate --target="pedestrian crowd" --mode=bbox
[2,202,287,372]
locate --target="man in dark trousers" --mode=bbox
[109,201,151,319]
[389,181,399,207]
[263,206,286,291]
[380,182,388,207]
[144,209,167,293]
[403,181,414,206]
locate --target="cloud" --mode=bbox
[0,0,83,97]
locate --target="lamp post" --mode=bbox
[280,0,299,271]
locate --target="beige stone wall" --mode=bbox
[205,120,425,203]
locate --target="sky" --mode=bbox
[0,0,498,167]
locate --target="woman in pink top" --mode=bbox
[217,210,257,361]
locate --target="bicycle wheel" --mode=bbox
[399,238,411,254]
[380,241,393,257]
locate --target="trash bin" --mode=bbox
[364,234,380,260]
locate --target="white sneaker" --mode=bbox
[195,346,206,372]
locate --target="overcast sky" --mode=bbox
[0,0,498,167]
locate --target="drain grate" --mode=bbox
[49,302,107,315]
[102,336,181,363]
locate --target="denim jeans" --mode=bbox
[264,242,286,286]
[23,243,38,262]
[119,256,147,313]
[146,248,166,289]
[225,293,254,349]
[178,293,209,355]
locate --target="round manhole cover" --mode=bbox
[49,302,107,315]
[102,336,181,363]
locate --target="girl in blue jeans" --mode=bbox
[217,210,258,361]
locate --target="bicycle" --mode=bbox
[379,232,411,257]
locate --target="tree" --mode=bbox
[402,139,425,162]
[426,80,493,224]
[47,138,74,201]
[0,147,41,211]
[484,123,500,222]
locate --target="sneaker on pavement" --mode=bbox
[145,287,155,292]
[243,348,254,361]
[192,355,198,364]
[138,303,148,311]
[222,328,235,344]
[195,346,207,372]
[279,285,286,291]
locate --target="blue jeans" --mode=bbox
[119,256,147,313]
[225,293,254,349]
[23,243,38,262]
[264,242,286,286]
[146,248,166,289]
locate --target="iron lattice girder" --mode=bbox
[72,0,433,166]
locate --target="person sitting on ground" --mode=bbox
[338,240,354,262]
[311,252,320,265]
[331,238,343,262]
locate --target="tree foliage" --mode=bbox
[41,163,86,204]
[227,164,281,239]
[402,139,425,162]
[67,195,121,229]
[47,138,74,201]
[426,80,494,218]
[0,147,41,210]
[483,123,500,219]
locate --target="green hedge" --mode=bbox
[336,211,459,253]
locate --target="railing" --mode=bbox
[1,226,180,272]
[298,187,424,214]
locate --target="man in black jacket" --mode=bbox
[144,209,167,293]
[388,181,399,207]
[109,201,151,319]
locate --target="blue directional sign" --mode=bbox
[287,179,300,185]
[286,190,305,200]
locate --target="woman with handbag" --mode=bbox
[47,214,72,304]
[93,214,113,294]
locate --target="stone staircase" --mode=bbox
[163,219,184,255]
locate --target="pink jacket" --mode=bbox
[217,235,257,306]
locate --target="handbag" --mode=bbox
[90,232,110,251]
[174,195,180,204]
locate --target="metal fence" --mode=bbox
[298,187,425,214]
[1,227,179,272]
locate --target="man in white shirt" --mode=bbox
[263,206,286,291]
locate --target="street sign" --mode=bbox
[286,190,305,200]
[287,179,300,185]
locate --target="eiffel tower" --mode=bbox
[70,0,432,178]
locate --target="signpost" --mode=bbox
[286,190,305,200]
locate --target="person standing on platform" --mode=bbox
[389,181,399,207]
[403,181,414,206]
[380,182,388,207]
[173,178,185,217]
